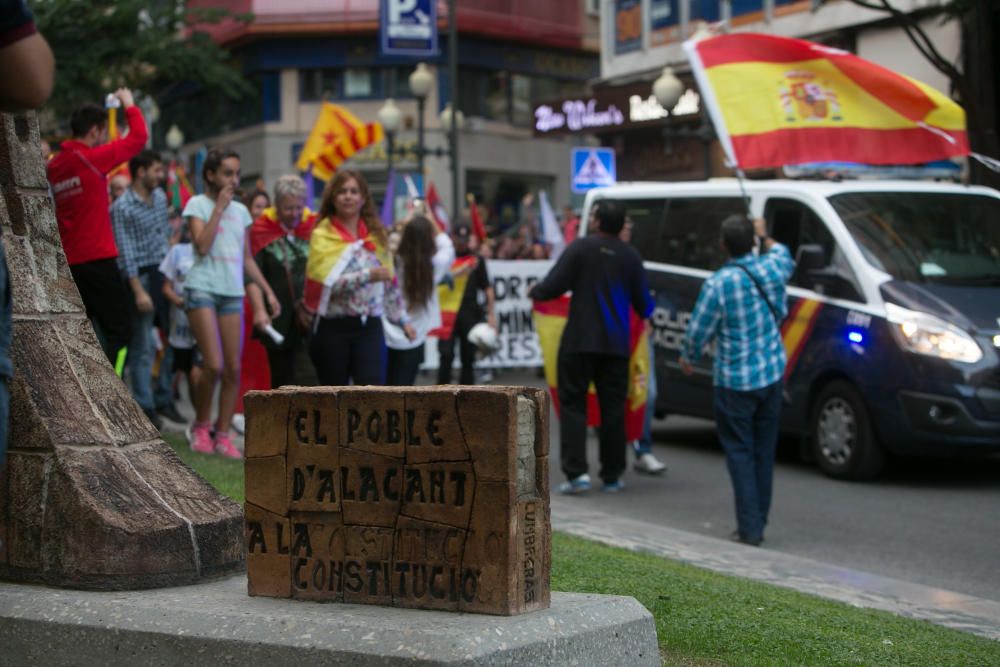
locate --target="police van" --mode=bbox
[581,179,1000,479]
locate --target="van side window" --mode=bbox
[764,197,864,302]
[627,197,742,269]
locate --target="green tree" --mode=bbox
[34,0,253,129]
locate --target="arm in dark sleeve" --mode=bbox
[88,106,149,173]
[630,259,654,319]
[528,243,576,301]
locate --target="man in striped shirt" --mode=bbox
[111,150,170,427]
[680,215,795,546]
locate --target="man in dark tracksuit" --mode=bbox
[529,199,653,494]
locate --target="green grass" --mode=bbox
[166,433,1000,666]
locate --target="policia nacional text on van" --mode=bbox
[581,179,1000,480]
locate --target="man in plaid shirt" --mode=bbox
[111,150,170,427]
[680,214,795,546]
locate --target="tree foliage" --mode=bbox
[34,0,253,126]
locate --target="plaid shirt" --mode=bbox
[682,243,795,391]
[111,187,170,278]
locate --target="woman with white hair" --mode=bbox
[245,174,319,387]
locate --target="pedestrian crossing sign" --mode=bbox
[571,147,616,193]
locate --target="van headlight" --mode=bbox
[885,303,983,364]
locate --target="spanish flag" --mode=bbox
[685,33,968,169]
[304,217,393,315]
[296,102,385,181]
[428,255,477,340]
[533,297,649,441]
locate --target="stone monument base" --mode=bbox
[0,575,659,666]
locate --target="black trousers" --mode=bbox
[267,342,317,389]
[70,258,133,366]
[386,344,425,386]
[309,316,386,386]
[437,316,477,385]
[557,350,629,484]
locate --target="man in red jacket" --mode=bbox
[47,89,147,368]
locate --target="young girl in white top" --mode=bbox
[384,215,455,386]
[183,148,278,458]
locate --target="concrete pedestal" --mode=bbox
[0,575,660,665]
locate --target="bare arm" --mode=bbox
[485,286,496,329]
[0,32,54,112]
[162,279,184,308]
[245,282,270,331]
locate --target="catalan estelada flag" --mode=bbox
[296,103,385,181]
[685,33,969,169]
[533,297,649,442]
[428,255,477,340]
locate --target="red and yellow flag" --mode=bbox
[296,102,385,181]
[106,107,130,179]
[533,297,649,442]
[428,255,477,340]
[685,33,968,169]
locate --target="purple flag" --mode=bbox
[380,169,396,228]
[302,166,315,210]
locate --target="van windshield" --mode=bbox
[829,192,1000,285]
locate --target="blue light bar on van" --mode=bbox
[847,331,864,344]
[784,160,961,180]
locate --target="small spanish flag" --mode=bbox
[533,297,649,442]
[685,33,968,169]
[428,255,477,340]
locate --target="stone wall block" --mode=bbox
[244,390,291,458]
[339,449,400,527]
[0,113,48,189]
[287,512,345,602]
[9,320,112,447]
[342,525,395,606]
[246,504,291,598]
[456,387,516,482]
[392,516,465,612]
[245,456,287,516]
[0,452,50,570]
[125,443,245,577]
[339,387,405,459]
[460,480,516,615]
[403,387,469,464]
[40,448,203,589]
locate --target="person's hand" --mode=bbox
[752,217,767,239]
[134,288,153,314]
[403,323,417,341]
[679,357,694,376]
[116,87,135,109]
[488,312,497,330]
[521,192,534,207]
[265,289,282,319]
[253,307,271,332]
[216,184,234,212]
[368,267,392,283]
[171,295,185,309]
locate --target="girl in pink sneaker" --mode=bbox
[183,148,279,458]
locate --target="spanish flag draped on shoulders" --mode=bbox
[304,216,395,317]
[250,206,318,256]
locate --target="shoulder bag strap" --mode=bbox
[735,263,781,326]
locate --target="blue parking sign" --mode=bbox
[571,148,616,193]
[380,0,438,56]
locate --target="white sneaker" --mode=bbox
[633,452,667,475]
[232,413,246,435]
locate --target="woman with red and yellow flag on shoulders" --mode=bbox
[244,174,318,389]
[304,170,414,386]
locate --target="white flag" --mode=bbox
[538,190,565,260]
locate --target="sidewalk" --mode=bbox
[552,496,1000,642]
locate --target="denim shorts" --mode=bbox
[184,288,243,316]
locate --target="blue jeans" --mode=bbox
[633,343,657,456]
[154,344,174,410]
[713,382,783,542]
[127,273,156,413]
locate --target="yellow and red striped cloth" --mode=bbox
[533,297,650,442]
[296,103,385,181]
[303,217,393,314]
[428,255,478,340]
[685,33,968,169]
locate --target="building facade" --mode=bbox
[169,1,600,228]
[548,0,972,183]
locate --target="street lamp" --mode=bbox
[377,98,402,174]
[652,67,715,179]
[408,62,434,182]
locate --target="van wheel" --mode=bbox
[810,380,885,480]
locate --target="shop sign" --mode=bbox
[534,85,700,136]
